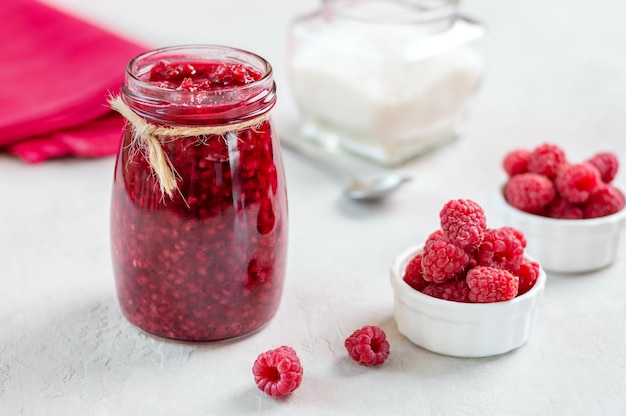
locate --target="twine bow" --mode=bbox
[109,95,269,198]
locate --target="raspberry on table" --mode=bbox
[422,280,471,303]
[503,149,531,177]
[587,152,619,183]
[554,162,602,204]
[421,235,471,283]
[527,143,567,180]
[504,172,556,214]
[517,259,540,296]
[476,227,525,272]
[583,185,625,218]
[345,325,390,366]
[439,199,487,251]
[403,253,428,291]
[253,346,303,398]
[466,266,519,303]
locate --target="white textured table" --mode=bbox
[1,1,625,415]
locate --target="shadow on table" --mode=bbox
[0,296,255,414]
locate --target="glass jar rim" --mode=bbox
[324,0,459,24]
[122,44,276,125]
[124,44,274,104]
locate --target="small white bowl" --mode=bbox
[390,244,546,358]
[496,191,626,274]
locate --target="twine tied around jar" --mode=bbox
[108,95,270,198]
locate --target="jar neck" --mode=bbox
[323,0,458,32]
[122,45,276,126]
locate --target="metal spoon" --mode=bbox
[342,174,412,201]
[280,136,411,201]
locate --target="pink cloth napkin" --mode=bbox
[0,0,147,163]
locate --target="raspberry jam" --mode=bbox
[110,46,288,342]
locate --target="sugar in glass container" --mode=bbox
[288,0,486,166]
[110,45,288,342]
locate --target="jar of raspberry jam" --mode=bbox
[289,0,486,166]
[110,45,288,342]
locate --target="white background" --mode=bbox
[1,0,625,415]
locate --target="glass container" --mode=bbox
[288,0,486,166]
[110,45,288,342]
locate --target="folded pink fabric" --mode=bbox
[0,0,147,162]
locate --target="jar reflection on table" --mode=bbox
[288,0,487,166]
[110,45,288,342]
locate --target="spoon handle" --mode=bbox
[279,136,353,184]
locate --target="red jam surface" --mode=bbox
[146,60,263,91]
[111,60,287,342]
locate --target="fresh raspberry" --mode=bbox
[464,253,480,272]
[439,199,487,251]
[344,325,390,366]
[517,259,540,296]
[422,280,471,303]
[583,185,625,218]
[421,236,471,283]
[586,152,619,183]
[466,266,519,303]
[476,228,524,272]
[504,172,555,214]
[252,346,303,398]
[546,197,583,219]
[499,226,527,248]
[503,149,531,177]
[554,163,602,204]
[527,143,567,180]
[425,229,444,246]
[403,253,428,291]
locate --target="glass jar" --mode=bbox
[110,45,288,342]
[288,0,486,166]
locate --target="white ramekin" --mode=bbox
[390,244,546,358]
